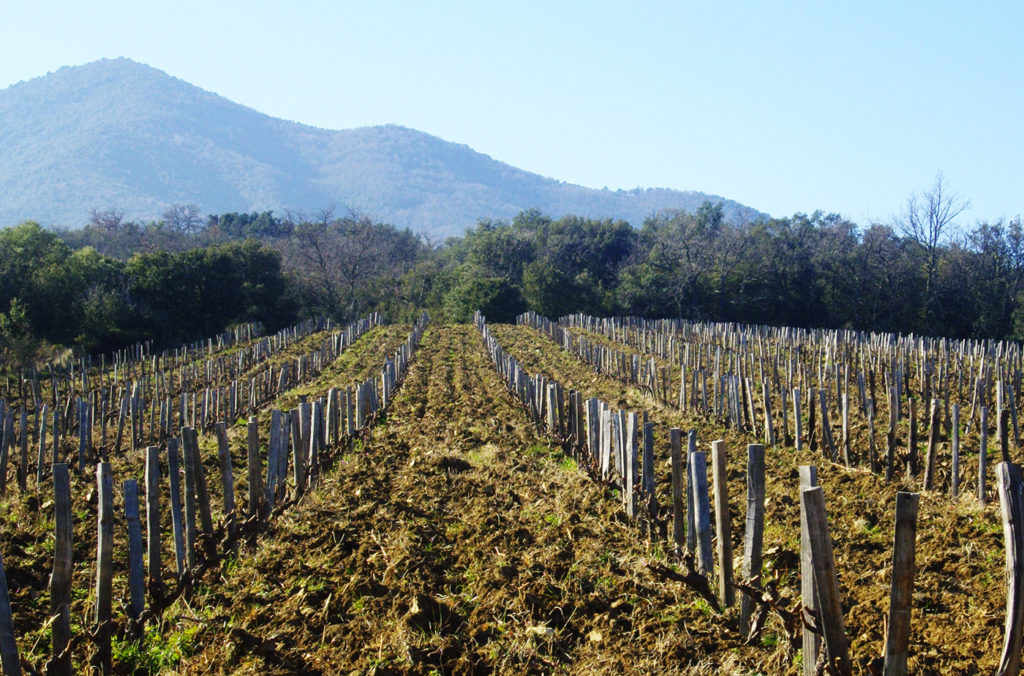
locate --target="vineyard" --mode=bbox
[0,312,1020,674]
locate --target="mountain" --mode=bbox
[0,58,766,238]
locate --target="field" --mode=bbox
[0,315,1016,674]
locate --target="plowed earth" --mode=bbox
[6,324,1005,674]
[489,323,1007,675]
[1,324,412,673]
[171,324,1009,674]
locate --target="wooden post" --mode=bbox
[800,465,820,676]
[642,421,657,520]
[247,416,263,518]
[1003,409,1013,463]
[624,413,637,518]
[0,546,19,676]
[144,447,161,594]
[819,390,838,462]
[124,479,145,624]
[981,407,990,504]
[740,443,766,637]
[50,463,72,676]
[92,461,114,674]
[686,430,698,553]
[887,387,898,481]
[266,411,280,507]
[182,427,214,561]
[167,438,186,577]
[181,434,199,570]
[35,404,48,484]
[78,398,89,474]
[276,410,289,502]
[763,380,776,446]
[841,393,851,466]
[951,404,961,499]
[794,388,803,451]
[998,461,1024,676]
[215,422,237,553]
[711,439,734,608]
[115,395,128,454]
[801,485,852,676]
[868,398,878,474]
[782,387,791,446]
[309,399,323,485]
[290,409,305,497]
[883,491,919,676]
[907,398,919,478]
[670,427,684,551]
[691,451,713,574]
[809,386,818,452]
[923,398,940,491]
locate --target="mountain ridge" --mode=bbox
[0,58,767,237]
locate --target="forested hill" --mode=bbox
[0,58,764,237]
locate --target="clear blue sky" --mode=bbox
[2,1,1021,225]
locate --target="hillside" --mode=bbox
[0,58,765,237]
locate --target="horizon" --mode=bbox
[1,2,1022,227]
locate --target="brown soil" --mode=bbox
[2,323,1009,674]
[490,322,1007,674]
[0,324,409,673]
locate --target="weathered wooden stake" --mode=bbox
[799,465,820,676]
[883,491,919,676]
[841,393,851,466]
[711,439,733,608]
[0,543,18,676]
[981,407,990,504]
[691,451,713,574]
[801,485,852,676]
[951,404,961,499]
[998,461,1024,676]
[923,398,940,491]
[642,421,657,524]
[167,438,186,577]
[670,427,684,550]
[819,390,838,462]
[740,443,765,637]
[290,409,305,497]
[183,427,214,561]
[867,398,878,473]
[180,433,199,570]
[793,388,803,451]
[886,388,898,481]
[124,479,145,624]
[144,447,162,593]
[686,430,698,553]
[92,461,114,674]
[215,422,237,553]
[907,398,919,478]
[35,404,48,484]
[1002,409,1013,463]
[247,416,263,518]
[50,463,72,676]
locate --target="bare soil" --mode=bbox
[3,322,1009,674]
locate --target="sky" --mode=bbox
[1,1,1022,225]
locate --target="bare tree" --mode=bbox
[898,172,970,322]
[162,203,205,236]
[89,207,126,232]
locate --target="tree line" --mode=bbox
[2,175,1022,369]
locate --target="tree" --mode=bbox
[162,203,205,236]
[898,173,970,326]
[0,298,39,368]
[89,207,126,232]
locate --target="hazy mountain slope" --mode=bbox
[0,58,765,237]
